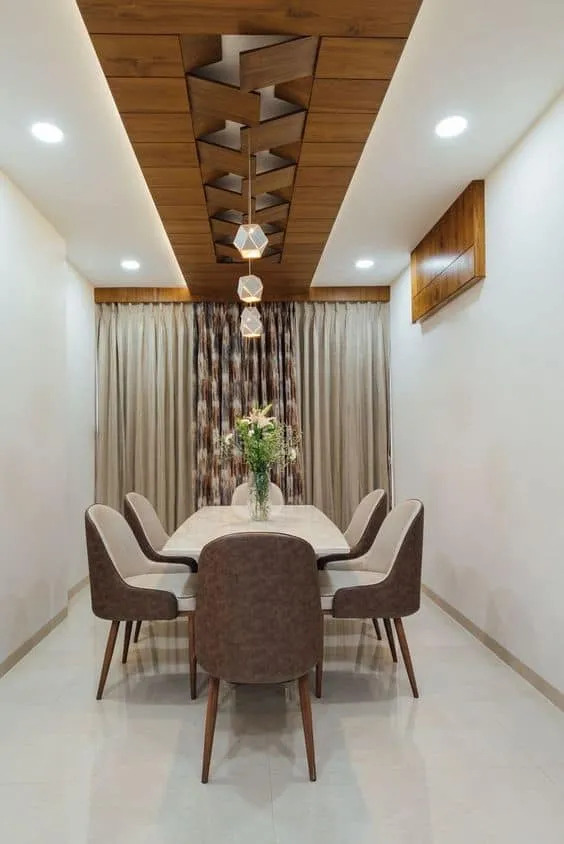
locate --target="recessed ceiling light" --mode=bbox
[30,122,64,144]
[120,259,141,271]
[355,259,374,270]
[435,115,468,139]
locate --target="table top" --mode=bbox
[163,505,349,560]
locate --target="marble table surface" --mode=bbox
[163,505,349,560]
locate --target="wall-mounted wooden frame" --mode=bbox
[411,180,485,322]
[94,286,390,304]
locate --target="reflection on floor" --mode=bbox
[0,591,563,843]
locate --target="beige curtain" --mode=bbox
[294,302,390,529]
[96,304,194,532]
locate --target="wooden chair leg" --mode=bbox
[133,620,142,643]
[315,660,323,699]
[372,618,383,640]
[122,621,133,664]
[383,618,398,663]
[393,618,419,698]
[201,677,220,783]
[188,613,197,700]
[298,674,317,782]
[96,620,120,700]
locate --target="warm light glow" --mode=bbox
[240,306,263,338]
[355,259,374,269]
[31,122,64,143]
[435,115,468,139]
[234,223,268,259]
[237,273,263,303]
[120,258,141,271]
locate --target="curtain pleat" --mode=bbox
[294,302,390,529]
[95,303,194,532]
[193,302,303,508]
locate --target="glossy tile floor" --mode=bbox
[1,592,563,844]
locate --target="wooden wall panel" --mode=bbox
[309,79,389,112]
[121,113,193,143]
[95,285,390,304]
[91,34,184,76]
[411,181,486,322]
[303,112,375,143]
[240,37,318,90]
[107,77,190,112]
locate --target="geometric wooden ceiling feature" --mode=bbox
[78,0,422,297]
[239,36,318,90]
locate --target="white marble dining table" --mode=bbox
[162,505,349,560]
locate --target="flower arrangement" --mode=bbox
[219,404,300,519]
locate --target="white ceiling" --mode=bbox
[0,0,184,287]
[0,0,563,289]
[313,0,564,286]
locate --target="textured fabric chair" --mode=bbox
[85,504,198,700]
[318,500,424,698]
[231,482,285,506]
[196,533,323,783]
[124,492,197,643]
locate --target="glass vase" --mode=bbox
[248,469,270,521]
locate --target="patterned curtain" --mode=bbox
[193,302,303,508]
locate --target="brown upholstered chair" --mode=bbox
[318,500,424,698]
[231,481,285,506]
[124,492,197,644]
[196,533,323,783]
[85,504,198,700]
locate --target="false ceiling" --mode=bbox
[76,0,422,296]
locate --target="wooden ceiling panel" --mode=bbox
[107,77,190,112]
[309,79,389,112]
[132,142,198,168]
[316,37,406,79]
[78,1,422,39]
[91,34,184,76]
[143,167,203,189]
[188,76,261,126]
[180,35,222,71]
[78,0,422,295]
[294,166,354,188]
[245,164,296,196]
[121,113,194,143]
[274,77,313,109]
[239,37,318,90]
[304,112,376,143]
[299,142,364,167]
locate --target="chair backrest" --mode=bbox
[231,482,285,506]
[124,492,169,554]
[196,533,322,685]
[344,489,388,554]
[333,500,424,620]
[359,500,423,574]
[85,504,177,621]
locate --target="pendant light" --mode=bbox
[237,259,263,303]
[240,305,263,338]
[234,130,268,259]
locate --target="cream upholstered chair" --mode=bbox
[318,500,424,698]
[231,482,285,506]
[124,492,197,643]
[85,504,198,700]
[318,489,388,640]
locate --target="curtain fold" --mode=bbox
[193,302,303,508]
[96,303,194,532]
[294,302,390,530]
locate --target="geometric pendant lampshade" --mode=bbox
[234,223,268,259]
[240,305,263,338]
[237,273,263,303]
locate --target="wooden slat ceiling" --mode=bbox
[78,1,422,298]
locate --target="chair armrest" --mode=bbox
[145,552,198,572]
[317,551,353,570]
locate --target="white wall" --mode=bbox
[0,172,95,665]
[390,92,564,695]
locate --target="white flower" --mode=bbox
[257,416,274,429]
[288,447,297,462]
[225,432,234,444]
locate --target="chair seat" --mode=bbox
[319,569,387,611]
[125,572,197,612]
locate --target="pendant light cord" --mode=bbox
[247,129,252,225]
